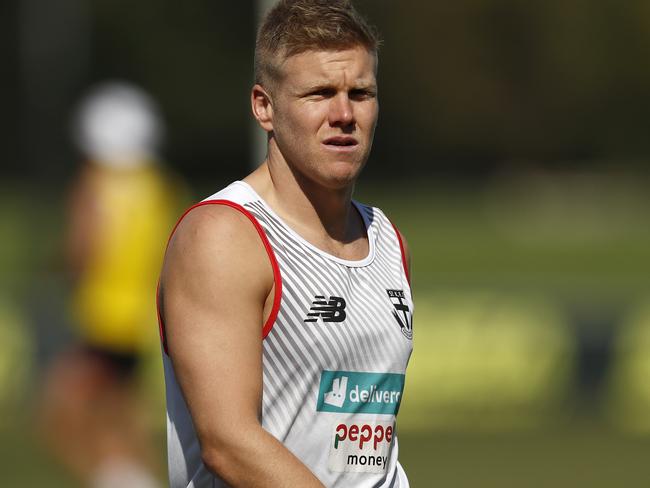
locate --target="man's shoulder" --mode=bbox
[169,202,264,259]
[353,199,408,250]
[352,199,392,227]
[166,180,264,253]
[201,180,258,206]
[160,200,274,305]
[354,200,411,277]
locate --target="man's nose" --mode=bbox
[328,94,354,127]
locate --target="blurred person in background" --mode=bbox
[39,81,183,488]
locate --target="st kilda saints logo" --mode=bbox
[386,289,412,339]
[305,296,347,323]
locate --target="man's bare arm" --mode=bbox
[160,205,324,487]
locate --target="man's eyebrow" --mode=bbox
[298,80,377,93]
[299,83,332,92]
[296,81,337,93]
[351,81,377,91]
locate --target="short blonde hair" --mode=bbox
[254,0,380,88]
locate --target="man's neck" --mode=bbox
[244,156,367,258]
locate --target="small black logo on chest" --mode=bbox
[387,289,412,339]
[305,296,347,323]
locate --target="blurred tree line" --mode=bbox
[4,0,650,183]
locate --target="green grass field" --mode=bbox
[3,419,650,487]
[1,176,650,486]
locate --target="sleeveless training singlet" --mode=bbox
[74,163,177,354]
[161,181,413,487]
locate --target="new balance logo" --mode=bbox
[305,295,347,323]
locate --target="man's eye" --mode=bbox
[308,89,335,98]
[350,89,375,100]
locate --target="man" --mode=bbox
[158,1,413,486]
[41,81,181,488]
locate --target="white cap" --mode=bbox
[72,81,164,168]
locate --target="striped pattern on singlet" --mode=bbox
[162,181,413,488]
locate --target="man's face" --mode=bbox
[267,45,379,190]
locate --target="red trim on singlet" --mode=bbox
[390,222,410,284]
[157,199,282,355]
[156,279,167,354]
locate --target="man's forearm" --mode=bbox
[201,424,325,487]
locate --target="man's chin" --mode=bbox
[288,156,367,192]
[296,171,356,194]
[318,161,365,189]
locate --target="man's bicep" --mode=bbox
[160,205,273,440]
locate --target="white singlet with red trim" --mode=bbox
[162,181,413,488]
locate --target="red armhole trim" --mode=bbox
[390,222,410,284]
[156,279,167,354]
[157,199,282,355]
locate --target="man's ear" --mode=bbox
[251,84,274,132]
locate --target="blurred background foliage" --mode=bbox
[2,0,650,486]
[4,0,650,180]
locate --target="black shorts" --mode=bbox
[79,344,140,381]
